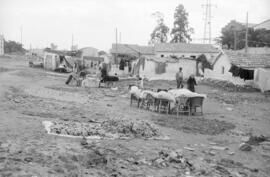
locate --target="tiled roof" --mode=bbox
[154,43,219,53]
[111,44,154,55]
[144,56,195,63]
[225,51,270,68]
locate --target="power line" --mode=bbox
[202,0,216,44]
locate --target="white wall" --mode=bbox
[140,59,197,80]
[204,54,254,85]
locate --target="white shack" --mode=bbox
[204,51,270,91]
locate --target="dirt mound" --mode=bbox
[154,117,235,135]
[46,118,162,139]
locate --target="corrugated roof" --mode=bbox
[154,43,219,53]
[225,51,270,68]
[111,44,154,55]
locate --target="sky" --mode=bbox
[0,0,270,52]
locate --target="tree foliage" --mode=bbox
[150,11,170,44]
[221,20,270,49]
[170,4,193,43]
[4,40,25,54]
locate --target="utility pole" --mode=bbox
[115,28,118,64]
[245,12,249,54]
[20,26,23,47]
[234,30,237,50]
[71,34,74,51]
[119,32,121,43]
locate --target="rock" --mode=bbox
[169,151,178,159]
[154,158,164,166]
[209,150,216,156]
[239,143,252,151]
[24,157,33,163]
[210,146,228,151]
[227,151,235,155]
[184,147,195,151]
[13,98,21,103]
[175,148,183,156]
[226,107,233,111]
[80,136,88,146]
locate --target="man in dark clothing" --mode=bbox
[187,75,197,92]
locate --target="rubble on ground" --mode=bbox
[45,118,163,139]
[200,78,258,92]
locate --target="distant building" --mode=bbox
[253,19,270,30]
[79,47,99,58]
[0,35,4,55]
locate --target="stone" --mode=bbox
[227,151,235,155]
[239,143,252,151]
[154,158,164,165]
[209,150,216,156]
[169,151,178,159]
[210,146,228,151]
[80,137,88,146]
[184,147,195,151]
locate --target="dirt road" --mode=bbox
[0,56,270,177]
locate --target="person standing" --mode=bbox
[187,74,197,92]
[175,67,184,88]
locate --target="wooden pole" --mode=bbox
[245,12,249,54]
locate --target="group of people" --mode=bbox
[175,67,197,92]
[65,62,119,87]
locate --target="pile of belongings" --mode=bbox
[130,86,206,103]
[81,77,100,88]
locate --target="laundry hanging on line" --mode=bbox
[229,65,254,80]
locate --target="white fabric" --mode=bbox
[130,86,142,98]
[168,88,207,98]
[156,91,175,102]
[255,68,270,92]
[140,90,158,99]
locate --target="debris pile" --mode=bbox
[50,121,105,137]
[152,149,195,172]
[102,118,161,138]
[45,118,162,139]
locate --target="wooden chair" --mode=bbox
[144,93,157,111]
[189,96,204,115]
[130,94,140,108]
[156,98,170,114]
[175,96,190,117]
